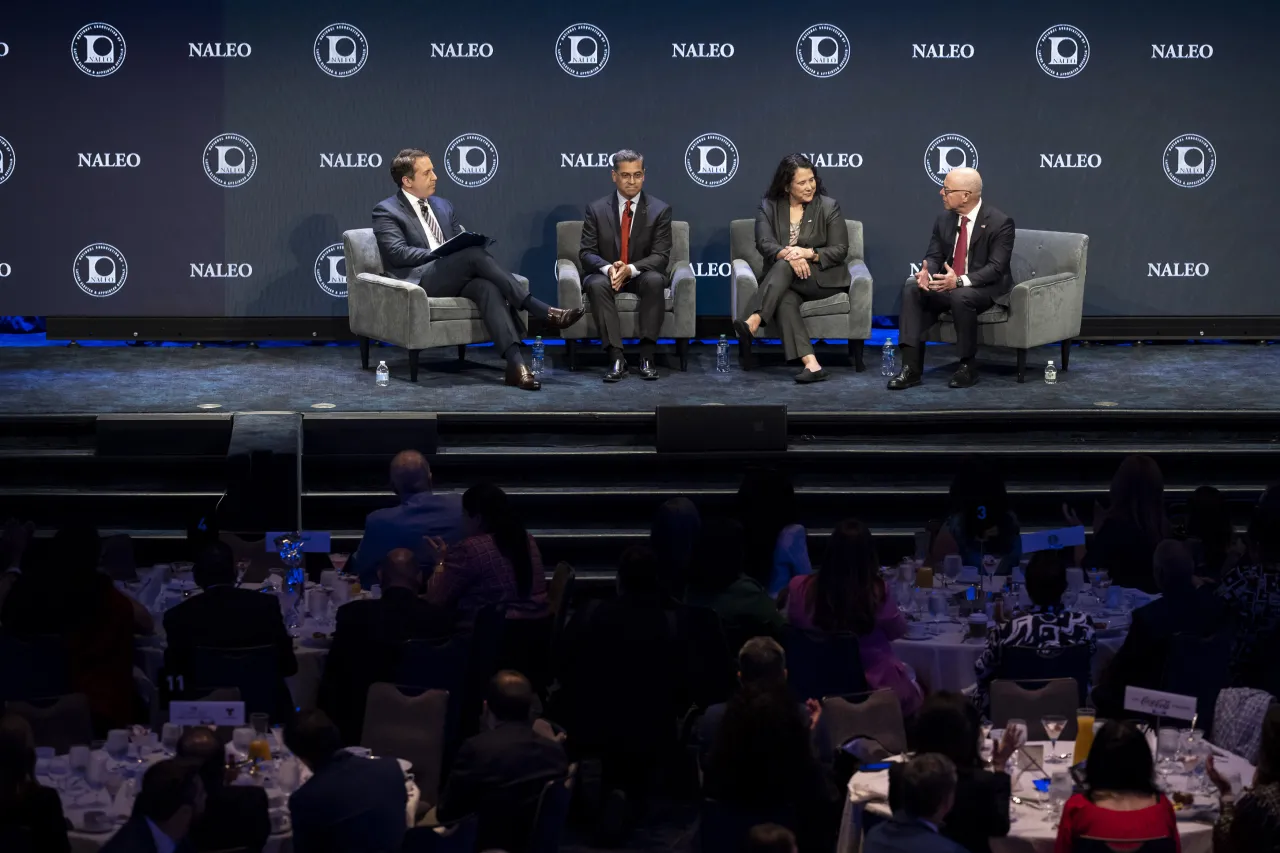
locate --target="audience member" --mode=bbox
[1075,455,1172,592]
[0,714,70,853]
[176,727,270,853]
[1181,485,1239,581]
[1218,499,1280,686]
[889,692,1017,853]
[319,547,453,743]
[101,758,206,853]
[164,541,298,722]
[350,450,463,587]
[737,468,811,595]
[973,549,1095,718]
[1093,539,1228,719]
[1211,702,1280,852]
[425,483,547,621]
[436,671,568,851]
[746,823,799,853]
[286,710,407,853]
[784,520,922,716]
[685,518,783,655]
[1,524,153,732]
[696,637,811,766]
[0,519,33,616]
[865,753,967,853]
[1054,721,1177,852]
[930,458,1021,575]
[650,497,701,599]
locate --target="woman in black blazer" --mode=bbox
[734,153,850,383]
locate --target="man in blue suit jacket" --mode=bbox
[351,450,463,588]
[864,754,968,853]
[372,148,584,391]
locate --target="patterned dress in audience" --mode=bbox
[972,606,1096,718]
[1217,562,1280,684]
[1214,782,1280,853]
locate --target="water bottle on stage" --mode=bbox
[375,361,389,386]
[716,335,730,373]
[1045,360,1057,384]
[882,339,898,377]
[531,336,545,375]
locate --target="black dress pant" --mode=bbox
[740,261,829,361]
[413,246,530,353]
[897,278,996,367]
[583,270,665,356]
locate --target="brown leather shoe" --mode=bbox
[504,362,541,391]
[544,306,586,330]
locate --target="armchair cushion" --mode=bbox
[799,292,850,319]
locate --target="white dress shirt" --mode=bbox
[599,191,641,281]
[952,198,981,287]
[403,189,445,252]
[145,818,179,853]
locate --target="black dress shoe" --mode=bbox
[949,363,979,388]
[887,365,922,390]
[504,362,541,391]
[603,357,629,382]
[795,367,829,384]
[544,306,586,329]
[638,358,659,380]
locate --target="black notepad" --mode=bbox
[427,231,490,259]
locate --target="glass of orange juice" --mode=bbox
[1072,708,1096,765]
[248,737,272,763]
[915,565,934,589]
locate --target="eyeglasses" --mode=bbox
[940,188,970,196]
[616,171,644,181]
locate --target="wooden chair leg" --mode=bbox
[359,336,370,370]
[676,338,689,372]
[408,349,420,382]
[1061,339,1071,372]
[1016,348,1027,383]
[849,339,866,372]
[457,344,466,362]
[566,339,578,371]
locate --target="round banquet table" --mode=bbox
[837,740,1256,853]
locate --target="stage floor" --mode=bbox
[0,339,1275,415]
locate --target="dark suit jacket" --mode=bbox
[289,752,406,853]
[188,785,270,853]
[99,816,193,853]
[371,192,464,283]
[755,195,851,289]
[0,783,70,853]
[923,203,1016,305]
[436,721,568,851]
[864,816,968,853]
[319,587,455,743]
[889,764,1010,853]
[163,585,298,682]
[351,490,465,587]
[578,191,672,279]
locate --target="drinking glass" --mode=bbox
[46,757,71,792]
[251,713,271,737]
[69,745,91,774]
[927,592,948,633]
[1042,715,1068,762]
[161,723,182,752]
[1047,771,1073,824]
[1156,728,1180,779]
[1073,709,1096,765]
[232,727,254,758]
[1061,588,1079,610]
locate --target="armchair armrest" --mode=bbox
[1007,272,1083,349]
[669,260,697,338]
[732,259,759,324]
[556,259,584,312]
[347,272,431,348]
[846,261,874,339]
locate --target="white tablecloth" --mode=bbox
[837,740,1256,853]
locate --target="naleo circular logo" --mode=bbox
[72,22,126,77]
[0,136,14,185]
[685,133,739,188]
[924,134,979,186]
[796,24,850,78]
[556,24,609,77]
[203,133,258,188]
[1163,134,1216,188]
[445,133,499,188]
[315,24,368,77]
[1036,24,1090,78]
[314,244,348,297]
[74,243,127,297]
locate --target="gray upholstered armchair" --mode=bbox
[730,219,873,370]
[343,228,529,381]
[555,220,697,370]
[917,228,1089,382]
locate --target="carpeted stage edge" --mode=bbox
[0,339,1277,415]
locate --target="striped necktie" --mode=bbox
[418,198,445,246]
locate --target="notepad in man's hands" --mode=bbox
[427,231,491,259]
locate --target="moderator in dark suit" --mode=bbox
[289,751,407,853]
[889,763,1010,853]
[864,816,968,853]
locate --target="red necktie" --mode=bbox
[953,215,968,276]
[620,200,632,265]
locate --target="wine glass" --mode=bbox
[1042,715,1068,763]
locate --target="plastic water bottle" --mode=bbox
[716,335,730,373]
[531,336,545,375]
[1044,359,1058,384]
[375,360,389,386]
[881,339,898,376]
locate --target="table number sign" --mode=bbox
[1124,686,1197,721]
[1020,526,1086,554]
[170,700,245,726]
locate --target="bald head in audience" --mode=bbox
[389,450,432,497]
[378,547,422,591]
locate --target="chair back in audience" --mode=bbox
[361,685,448,808]
[188,645,279,718]
[990,678,1079,741]
[998,644,1092,706]
[782,626,870,701]
[3,693,93,754]
[818,689,908,760]
[394,635,470,750]
[527,764,577,853]
[699,799,796,853]
[400,813,478,853]
[1074,837,1177,853]
[497,615,554,696]
[1160,629,1233,737]
[0,635,70,703]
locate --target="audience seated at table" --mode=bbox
[1,523,153,733]
[1053,721,1178,853]
[425,483,548,622]
[350,450,464,588]
[319,547,454,744]
[0,714,70,853]
[1071,455,1172,593]
[100,758,206,853]
[176,726,270,853]
[889,692,1018,853]
[747,822,800,853]
[866,753,968,853]
[285,710,407,853]
[782,519,923,716]
[929,457,1021,575]
[1211,702,1280,852]
[737,468,811,595]
[1092,539,1228,721]
[650,497,701,600]
[684,517,784,654]
[435,671,568,851]
[1179,485,1240,582]
[972,549,1095,719]
[1218,497,1280,687]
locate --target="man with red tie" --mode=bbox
[889,167,1015,390]
[579,149,673,382]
